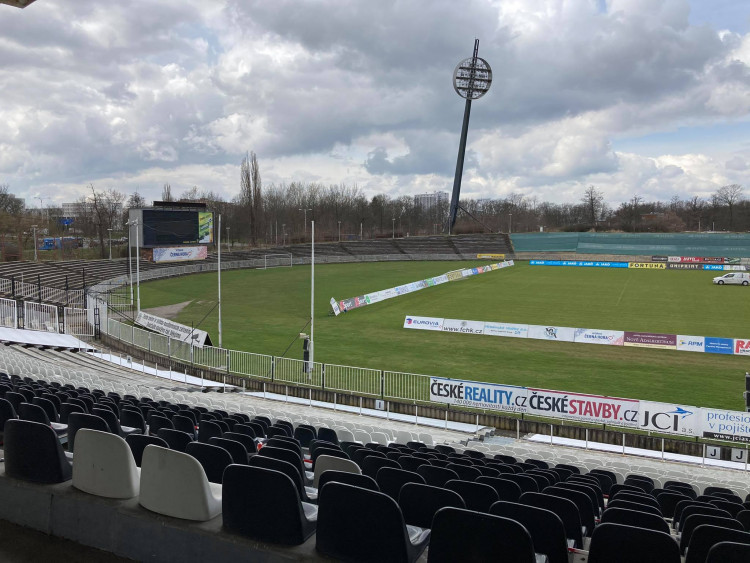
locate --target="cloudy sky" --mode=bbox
[1,0,749,209]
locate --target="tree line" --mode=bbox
[2,160,748,259]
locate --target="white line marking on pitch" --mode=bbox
[615,274,631,306]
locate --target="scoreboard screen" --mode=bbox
[141,209,213,246]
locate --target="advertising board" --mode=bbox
[624,332,677,349]
[477,253,505,259]
[484,322,528,338]
[703,265,724,271]
[429,377,527,412]
[198,212,213,243]
[526,388,639,426]
[666,263,702,270]
[676,335,705,353]
[734,339,750,355]
[702,409,750,443]
[574,328,625,346]
[330,298,341,316]
[403,316,444,331]
[628,262,666,269]
[639,401,700,436]
[152,246,207,263]
[529,260,628,268]
[526,325,576,342]
[135,311,210,348]
[441,318,485,335]
[705,337,734,354]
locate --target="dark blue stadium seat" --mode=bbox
[428,507,535,563]
[316,482,429,563]
[397,483,465,529]
[125,434,169,467]
[185,441,233,484]
[3,419,72,484]
[684,525,750,563]
[587,522,679,563]
[223,465,317,545]
[490,500,569,563]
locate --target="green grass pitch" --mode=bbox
[138,261,750,410]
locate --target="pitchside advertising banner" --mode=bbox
[702,409,750,443]
[333,261,513,314]
[135,311,211,348]
[403,316,444,331]
[628,262,665,269]
[428,376,750,441]
[153,246,207,263]
[527,325,576,342]
[441,318,485,335]
[429,377,527,413]
[530,260,628,268]
[624,332,676,350]
[484,322,528,338]
[639,401,701,436]
[573,328,625,346]
[526,388,640,427]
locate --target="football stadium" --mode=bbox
[2,229,750,561]
[4,1,750,561]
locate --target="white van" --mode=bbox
[712,272,750,286]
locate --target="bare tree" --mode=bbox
[161,183,173,202]
[581,185,604,229]
[714,184,743,231]
[88,185,126,258]
[250,152,263,243]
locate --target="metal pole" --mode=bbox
[32,225,38,261]
[107,228,112,260]
[338,220,341,242]
[448,97,472,233]
[128,222,133,306]
[310,220,315,370]
[135,218,140,313]
[218,214,222,349]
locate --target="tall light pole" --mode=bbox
[31,225,38,261]
[107,228,112,260]
[129,218,141,313]
[309,220,315,375]
[448,40,492,233]
[282,224,286,246]
[127,220,134,306]
[509,212,512,234]
[226,226,231,252]
[338,220,342,242]
[299,208,312,239]
[392,217,395,239]
[218,214,222,348]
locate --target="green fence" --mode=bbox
[511,232,750,257]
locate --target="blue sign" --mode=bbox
[705,337,734,355]
[703,265,724,271]
[58,218,74,226]
[530,260,628,269]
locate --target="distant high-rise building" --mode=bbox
[414,191,448,210]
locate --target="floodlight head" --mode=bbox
[0,0,36,8]
[453,55,492,100]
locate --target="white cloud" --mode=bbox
[0,0,749,208]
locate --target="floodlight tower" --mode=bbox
[448,39,492,233]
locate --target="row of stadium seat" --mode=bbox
[5,416,750,562]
